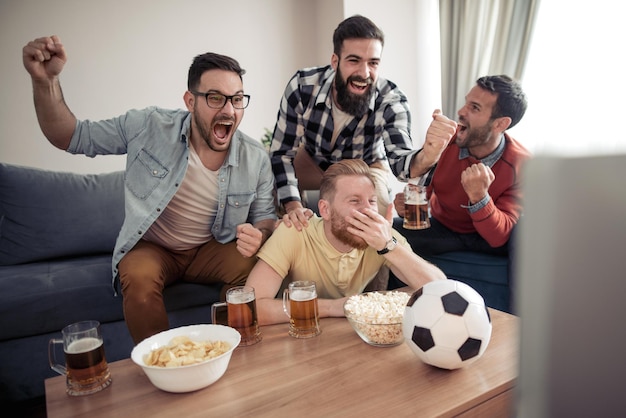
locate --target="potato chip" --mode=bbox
[143,336,231,367]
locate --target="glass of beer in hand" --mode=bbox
[403,180,430,230]
[48,320,112,396]
[282,280,321,338]
[212,286,262,346]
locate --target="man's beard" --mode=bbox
[333,66,374,117]
[193,104,233,153]
[456,117,494,149]
[330,208,369,250]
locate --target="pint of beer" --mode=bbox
[48,320,112,396]
[282,281,321,338]
[212,286,262,346]
[403,181,430,230]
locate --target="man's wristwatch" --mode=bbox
[377,237,398,255]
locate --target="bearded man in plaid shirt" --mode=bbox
[269,15,453,227]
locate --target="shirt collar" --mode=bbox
[315,67,335,108]
[225,131,241,167]
[181,112,192,143]
[458,133,506,167]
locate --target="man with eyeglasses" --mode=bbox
[22,35,277,344]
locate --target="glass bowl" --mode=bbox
[343,291,410,347]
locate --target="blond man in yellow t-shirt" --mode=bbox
[246,159,445,326]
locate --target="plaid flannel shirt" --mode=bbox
[269,65,418,205]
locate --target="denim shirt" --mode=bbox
[67,106,277,287]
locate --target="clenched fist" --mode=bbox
[461,163,494,204]
[23,35,67,82]
[421,109,457,168]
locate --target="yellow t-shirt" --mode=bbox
[257,216,409,299]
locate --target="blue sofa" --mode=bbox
[422,252,511,312]
[0,163,222,404]
[390,251,511,313]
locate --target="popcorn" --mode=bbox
[344,291,410,345]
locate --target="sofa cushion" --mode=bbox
[424,251,510,312]
[0,255,122,340]
[425,251,509,286]
[0,164,125,265]
[0,256,223,341]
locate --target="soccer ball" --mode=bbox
[402,280,492,370]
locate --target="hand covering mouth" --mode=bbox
[213,120,234,139]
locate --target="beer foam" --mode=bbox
[66,337,102,354]
[290,288,316,301]
[228,292,254,304]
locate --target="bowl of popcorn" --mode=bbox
[130,324,241,393]
[343,291,411,347]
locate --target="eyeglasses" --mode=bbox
[191,91,250,109]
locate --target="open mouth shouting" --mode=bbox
[457,117,468,136]
[347,76,372,94]
[213,119,234,144]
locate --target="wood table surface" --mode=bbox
[45,309,519,417]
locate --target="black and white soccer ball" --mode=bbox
[402,279,492,370]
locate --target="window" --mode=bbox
[508,1,626,156]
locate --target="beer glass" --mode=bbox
[403,181,430,230]
[282,280,321,338]
[211,286,262,346]
[48,320,112,396]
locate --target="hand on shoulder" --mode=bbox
[282,206,314,231]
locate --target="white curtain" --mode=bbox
[439,0,540,117]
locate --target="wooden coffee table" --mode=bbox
[45,309,518,417]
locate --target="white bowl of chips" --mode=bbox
[131,324,241,393]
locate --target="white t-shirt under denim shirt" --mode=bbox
[142,142,219,250]
[67,106,277,288]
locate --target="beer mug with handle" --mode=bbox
[282,280,321,338]
[48,320,112,396]
[211,286,262,346]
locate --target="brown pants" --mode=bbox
[118,239,256,344]
[294,146,392,215]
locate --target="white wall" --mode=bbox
[0,0,440,174]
